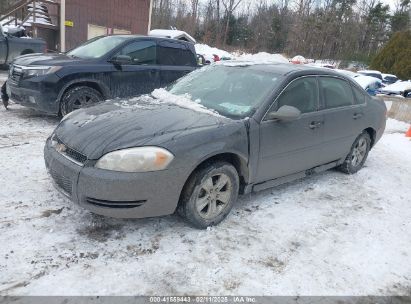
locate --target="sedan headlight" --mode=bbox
[95,147,174,173]
[23,66,62,78]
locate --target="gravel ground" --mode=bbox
[0,74,411,296]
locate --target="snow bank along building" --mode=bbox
[0,0,153,51]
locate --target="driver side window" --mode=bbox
[275,77,318,113]
[116,41,156,65]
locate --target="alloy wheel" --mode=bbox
[351,137,367,167]
[195,173,232,220]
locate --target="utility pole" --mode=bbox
[60,0,66,52]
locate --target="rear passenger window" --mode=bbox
[319,77,354,109]
[275,77,318,113]
[117,41,156,65]
[158,45,196,66]
[352,85,366,104]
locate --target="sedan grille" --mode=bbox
[54,136,87,165]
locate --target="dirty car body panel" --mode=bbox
[44,63,386,219]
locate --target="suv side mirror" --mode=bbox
[267,105,301,121]
[110,55,132,65]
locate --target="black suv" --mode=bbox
[6,35,197,115]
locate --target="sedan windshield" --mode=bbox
[67,36,129,59]
[168,64,283,118]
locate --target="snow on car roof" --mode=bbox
[353,75,381,89]
[381,81,411,94]
[382,73,397,78]
[149,29,196,43]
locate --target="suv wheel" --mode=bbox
[338,132,371,174]
[178,162,239,229]
[60,86,103,116]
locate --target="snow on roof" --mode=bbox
[380,81,411,94]
[149,29,196,43]
[354,75,381,89]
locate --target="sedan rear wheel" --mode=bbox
[178,162,239,229]
[338,132,371,174]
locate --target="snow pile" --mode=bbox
[235,52,289,64]
[151,88,222,117]
[195,44,232,59]
[291,55,306,64]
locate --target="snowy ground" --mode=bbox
[0,74,411,296]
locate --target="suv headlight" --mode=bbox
[95,147,174,173]
[23,66,62,78]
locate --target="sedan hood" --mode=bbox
[13,53,90,66]
[55,96,229,160]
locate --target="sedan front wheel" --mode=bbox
[178,161,239,229]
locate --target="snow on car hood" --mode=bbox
[54,94,230,160]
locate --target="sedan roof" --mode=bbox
[218,61,350,78]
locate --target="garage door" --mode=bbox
[113,28,131,35]
[87,24,107,40]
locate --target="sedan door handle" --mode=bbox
[353,113,363,119]
[309,121,323,129]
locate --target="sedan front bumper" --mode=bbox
[44,139,188,218]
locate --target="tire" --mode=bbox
[60,86,103,116]
[178,161,239,229]
[338,132,371,174]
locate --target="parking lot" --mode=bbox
[0,72,411,295]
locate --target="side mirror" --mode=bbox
[110,55,132,65]
[267,105,301,121]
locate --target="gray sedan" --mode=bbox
[44,63,387,228]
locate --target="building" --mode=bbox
[0,0,153,51]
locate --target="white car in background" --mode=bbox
[353,75,383,96]
[357,70,383,81]
[381,73,399,85]
[379,81,411,97]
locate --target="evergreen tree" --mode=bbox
[370,30,411,79]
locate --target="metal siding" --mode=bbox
[65,0,150,50]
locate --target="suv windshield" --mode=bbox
[167,64,283,118]
[67,36,129,59]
